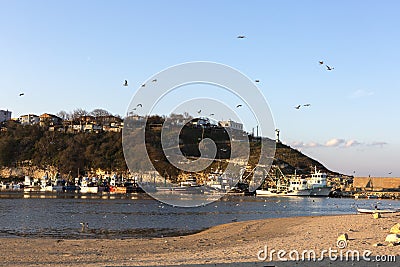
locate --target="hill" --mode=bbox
[0,119,342,181]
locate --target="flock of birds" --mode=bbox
[17,35,335,117]
[121,36,336,115]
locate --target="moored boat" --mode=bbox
[357,208,400,214]
[286,176,311,196]
[308,167,332,197]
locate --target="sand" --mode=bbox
[1,213,399,266]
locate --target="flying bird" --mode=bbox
[294,105,301,109]
[19,93,24,96]
[388,172,392,174]
[123,80,128,86]
[209,113,214,116]
[197,110,201,114]
[137,103,142,107]
[152,79,157,82]
[141,84,146,87]
[303,104,311,107]
[255,80,260,83]
[319,61,324,65]
[326,65,334,71]
[236,104,242,108]
[237,35,246,39]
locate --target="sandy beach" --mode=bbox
[1,213,399,266]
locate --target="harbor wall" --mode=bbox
[353,177,400,191]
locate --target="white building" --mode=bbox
[0,110,11,123]
[191,117,210,127]
[219,119,243,131]
[19,114,40,125]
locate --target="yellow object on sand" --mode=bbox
[373,213,381,219]
[390,223,400,234]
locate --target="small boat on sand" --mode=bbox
[357,208,400,214]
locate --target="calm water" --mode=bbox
[0,192,399,239]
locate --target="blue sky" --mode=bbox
[1,0,399,176]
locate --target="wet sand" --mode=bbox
[1,213,399,266]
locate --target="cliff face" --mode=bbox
[0,166,58,180]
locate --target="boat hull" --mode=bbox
[80,186,99,194]
[357,208,399,214]
[286,189,312,196]
[256,190,287,196]
[310,186,332,197]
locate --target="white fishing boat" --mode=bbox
[308,167,332,196]
[357,208,400,214]
[79,177,98,194]
[286,177,312,196]
[156,176,204,194]
[257,171,311,197]
[255,188,281,196]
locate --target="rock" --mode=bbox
[373,213,381,219]
[385,234,400,244]
[389,223,400,234]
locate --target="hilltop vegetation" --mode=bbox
[0,117,339,180]
[0,121,126,177]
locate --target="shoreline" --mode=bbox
[1,213,399,266]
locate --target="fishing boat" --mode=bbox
[357,208,400,214]
[286,176,312,196]
[308,167,332,196]
[256,171,311,197]
[156,176,204,194]
[79,177,98,194]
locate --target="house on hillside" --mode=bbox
[191,117,211,128]
[39,113,62,127]
[19,114,40,125]
[0,110,12,123]
[218,119,243,131]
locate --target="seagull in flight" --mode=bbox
[303,104,311,107]
[255,80,260,83]
[197,110,202,114]
[237,35,246,39]
[137,103,142,107]
[236,104,242,108]
[388,172,392,174]
[209,113,214,116]
[294,105,301,109]
[319,61,324,65]
[19,93,24,96]
[152,79,157,82]
[141,84,146,87]
[123,80,128,86]
[326,65,334,71]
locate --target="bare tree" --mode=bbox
[71,108,88,121]
[89,109,111,118]
[56,110,70,120]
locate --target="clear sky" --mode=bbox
[1,0,399,176]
